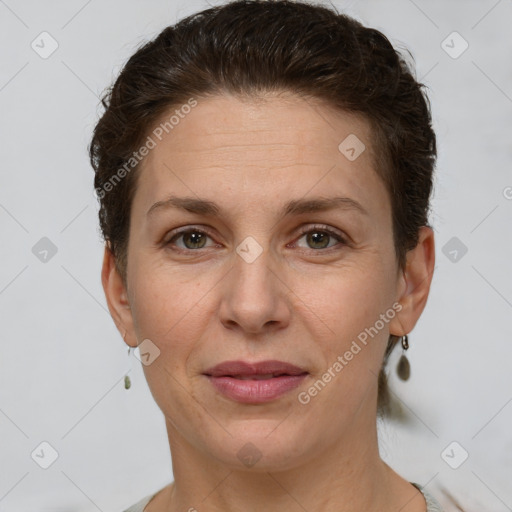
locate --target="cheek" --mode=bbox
[129,268,209,407]
[296,260,392,340]
[127,264,203,373]
[293,257,395,407]
[129,253,208,334]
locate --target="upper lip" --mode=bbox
[203,360,308,378]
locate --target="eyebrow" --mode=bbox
[147,195,368,218]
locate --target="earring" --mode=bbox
[396,334,410,381]
[123,331,132,390]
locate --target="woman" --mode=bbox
[90,0,442,510]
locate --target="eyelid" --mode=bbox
[165,224,213,239]
[292,223,348,247]
[164,225,217,247]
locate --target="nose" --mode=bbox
[218,242,291,336]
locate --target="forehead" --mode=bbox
[132,93,389,218]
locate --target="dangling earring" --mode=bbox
[396,334,410,381]
[123,331,132,390]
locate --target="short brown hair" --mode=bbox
[89,0,437,415]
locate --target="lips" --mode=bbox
[203,360,309,404]
[203,360,308,378]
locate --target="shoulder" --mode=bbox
[122,491,158,512]
[411,482,444,512]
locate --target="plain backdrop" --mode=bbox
[0,0,511,510]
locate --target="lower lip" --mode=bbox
[206,374,308,404]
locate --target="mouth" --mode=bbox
[203,359,308,378]
[203,360,309,404]
[224,373,300,380]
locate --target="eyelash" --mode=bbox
[164,224,348,253]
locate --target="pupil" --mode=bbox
[185,232,206,249]
[308,232,328,249]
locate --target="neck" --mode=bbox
[162,413,400,512]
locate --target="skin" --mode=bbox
[102,92,435,512]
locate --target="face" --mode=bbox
[106,93,416,471]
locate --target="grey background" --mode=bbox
[0,0,511,510]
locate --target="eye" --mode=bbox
[292,225,347,251]
[165,228,216,251]
[164,224,348,253]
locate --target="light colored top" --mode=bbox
[123,482,444,511]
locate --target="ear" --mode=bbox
[389,226,435,336]
[101,244,138,348]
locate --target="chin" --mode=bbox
[201,421,315,472]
